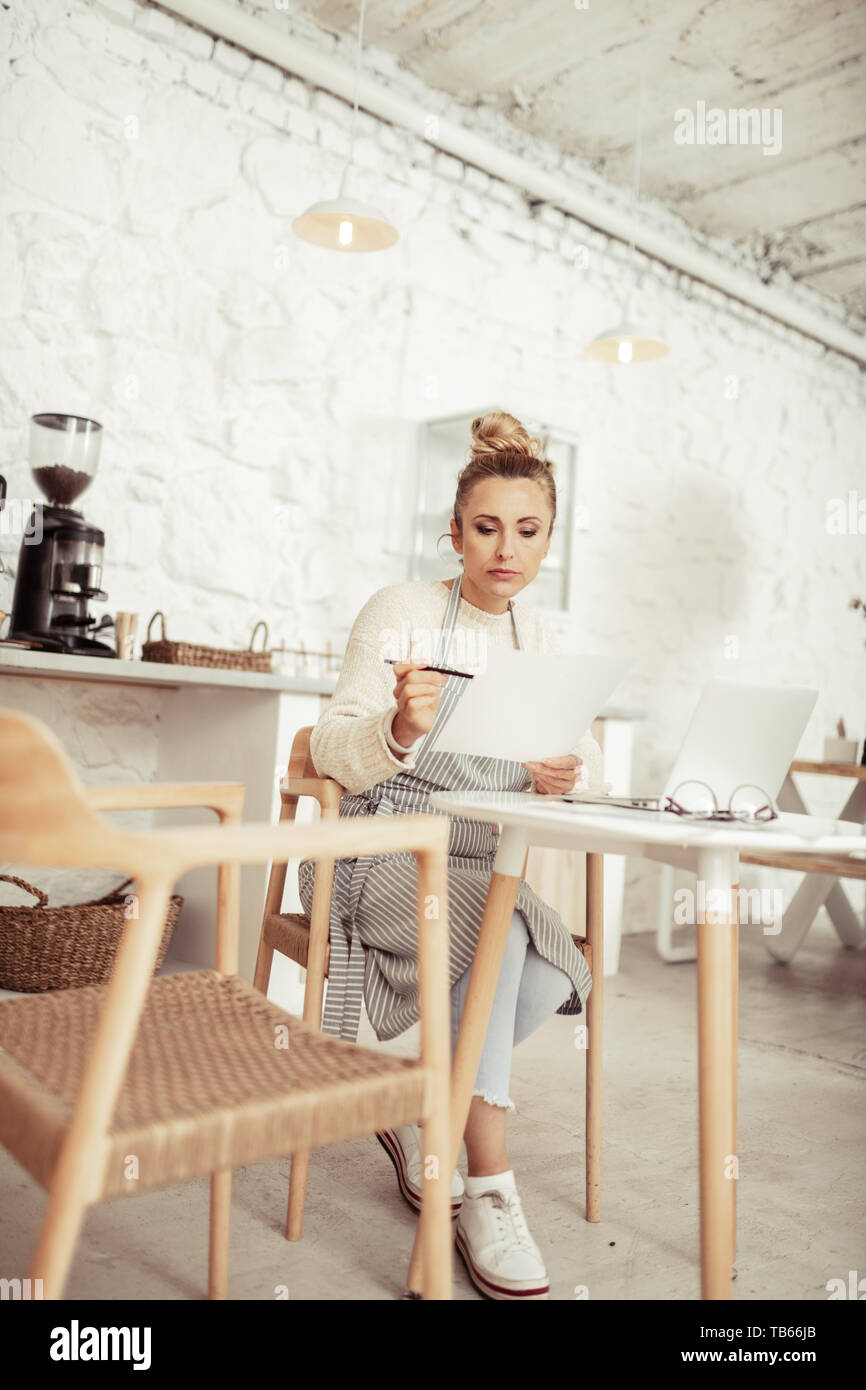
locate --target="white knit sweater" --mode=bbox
[310,578,609,797]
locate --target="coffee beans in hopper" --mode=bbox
[33,464,91,506]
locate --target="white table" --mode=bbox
[426,790,866,1301]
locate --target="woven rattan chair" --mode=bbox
[253,724,348,1241]
[0,709,452,1300]
[254,724,597,1249]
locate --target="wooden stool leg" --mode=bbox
[209,1168,232,1299]
[585,852,604,1223]
[252,936,274,994]
[286,1151,311,1241]
[696,849,736,1300]
[406,867,522,1295]
[415,846,453,1300]
[730,885,739,1276]
[286,856,333,1241]
[29,1188,91,1301]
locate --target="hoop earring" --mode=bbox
[436,533,462,568]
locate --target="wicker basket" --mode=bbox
[141,612,273,673]
[0,875,182,992]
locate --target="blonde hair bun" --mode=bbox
[468,410,544,463]
[444,409,557,542]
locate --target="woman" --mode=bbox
[298,410,609,1300]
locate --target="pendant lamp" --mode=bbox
[586,19,668,363]
[293,0,398,253]
[584,310,669,364]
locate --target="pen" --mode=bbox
[383,658,474,679]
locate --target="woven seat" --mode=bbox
[263,911,321,971]
[0,971,426,1200]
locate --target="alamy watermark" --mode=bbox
[0,1276,43,1299]
[826,490,866,535]
[674,883,784,935]
[826,1269,866,1299]
[49,1321,151,1370]
[0,497,43,545]
[674,101,782,157]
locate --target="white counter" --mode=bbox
[0,646,338,696]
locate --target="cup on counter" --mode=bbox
[115,612,139,661]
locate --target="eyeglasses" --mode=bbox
[663,780,778,823]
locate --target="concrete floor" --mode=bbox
[1,910,863,1301]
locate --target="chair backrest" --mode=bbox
[0,709,112,864]
[287,726,319,780]
[260,726,344,947]
[283,727,344,816]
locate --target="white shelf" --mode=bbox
[0,647,338,695]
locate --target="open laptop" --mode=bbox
[564,680,818,813]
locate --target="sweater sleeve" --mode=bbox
[309,592,421,794]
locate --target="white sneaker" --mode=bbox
[455,1180,550,1299]
[376,1125,464,1216]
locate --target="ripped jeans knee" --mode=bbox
[470,1086,516,1114]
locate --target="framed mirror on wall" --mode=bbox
[410,409,579,614]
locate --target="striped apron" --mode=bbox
[297,575,593,1045]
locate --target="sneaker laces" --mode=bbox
[478,1188,537,1255]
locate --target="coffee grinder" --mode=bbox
[0,413,115,656]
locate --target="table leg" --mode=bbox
[765,872,838,963]
[696,847,738,1300]
[826,881,866,948]
[405,825,528,1296]
[730,883,739,1275]
[585,852,603,1222]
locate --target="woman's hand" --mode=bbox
[391,661,449,746]
[522,754,581,795]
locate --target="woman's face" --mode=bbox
[449,476,552,608]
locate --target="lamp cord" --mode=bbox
[627,13,648,290]
[340,0,367,195]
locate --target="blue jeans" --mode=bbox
[449,908,574,1111]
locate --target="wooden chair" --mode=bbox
[254,724,598,1243]
[0,709,452,1300]
[253,725,348,1241]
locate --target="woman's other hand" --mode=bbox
[522,754,581,795]
[391,661,449,746]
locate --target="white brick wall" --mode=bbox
[1,0,864,934]
[0,675,162,906]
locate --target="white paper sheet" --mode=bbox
[428,649,629,761]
